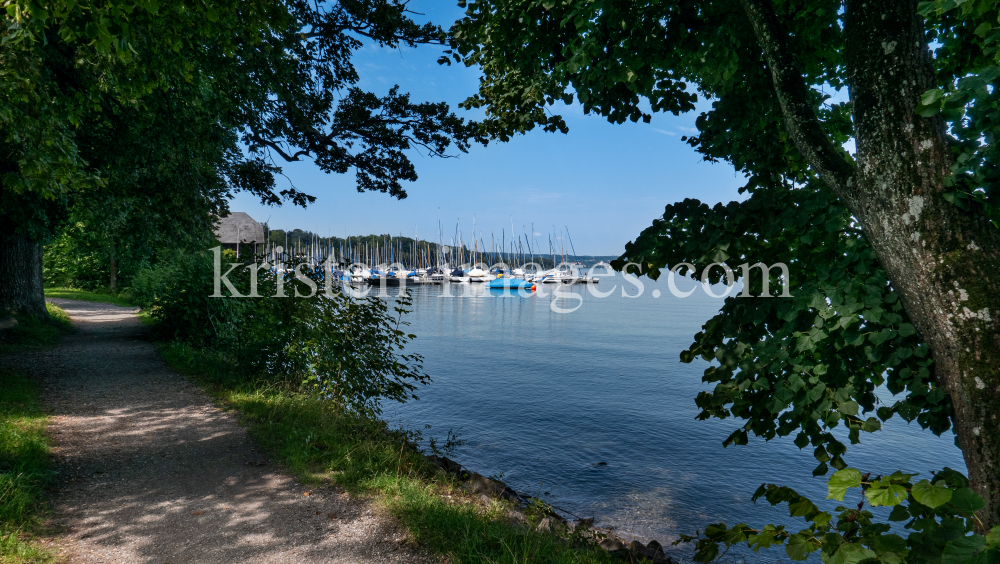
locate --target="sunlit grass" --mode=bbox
[0,370,55,564]
[159,341,618,564]
[43,287,137,308]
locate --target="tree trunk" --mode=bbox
[0,230,48,317]
[843,1,1000,529]
[109,235,117,292]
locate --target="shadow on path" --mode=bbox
[6,298,428,564]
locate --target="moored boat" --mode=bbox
[487,272,536,291]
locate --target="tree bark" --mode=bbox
[109,235,117,292]
[741,0,1000,528]
[842,0,1000,529]
[0,230,48,317]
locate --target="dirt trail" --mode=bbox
[10,299,429,564]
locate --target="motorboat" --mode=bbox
[487,271,536,291]
[539,263,585,283]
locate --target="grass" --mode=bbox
[0,370,55,564]
[159,341,620,564]
[43,287,136,308]
[0,304,72,355]
[43,287,154,326]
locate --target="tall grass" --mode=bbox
[160,341,619,564]
[0,370,55,563]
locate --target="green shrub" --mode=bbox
[132,249,249,347]
[286,290,429,416]
[138,249,428,416]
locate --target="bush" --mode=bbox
[286,290,429,416]
[135,249,429,416]
[132,248,249,347]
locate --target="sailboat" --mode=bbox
[448,266,470,283]
[467,264,490,283]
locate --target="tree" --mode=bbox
[1,0,480,314]
[450,0,1000,529]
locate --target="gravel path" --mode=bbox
[12,299,431,564]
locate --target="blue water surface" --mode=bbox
[376,276,965,561]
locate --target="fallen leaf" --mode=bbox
[191,510,205,516]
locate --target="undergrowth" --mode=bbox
[0,370,55,564]
[159,340,618,564]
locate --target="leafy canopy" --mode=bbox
[447,0,999,474]
[3,0,483,245]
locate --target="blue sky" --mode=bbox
[229,2,745,256]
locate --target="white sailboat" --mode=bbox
[467,264,490,283]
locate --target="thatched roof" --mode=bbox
[214,212,264,244]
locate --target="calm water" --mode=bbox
[375,276,965,561]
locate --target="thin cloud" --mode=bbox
[652,128,677,136]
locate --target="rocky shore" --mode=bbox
[425,454,674,563]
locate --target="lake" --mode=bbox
[375,275,966,561]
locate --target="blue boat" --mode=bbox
[487,272,536,290]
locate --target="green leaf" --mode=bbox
[888,504,910,522]
[942,536,988,564]
[877,406,894,421]
[704,523,728,538]
[865,483,908,506]
[787,533,820,561]
[723,523,751,546]
[694,540,720,563]
[878,552,904,564]
[986,526,1000,547]
[916,103,941,118]
[874,534,907,554]
[822,542,878,564]
[921,88,944,106]
[827,468,863,501]
[912,479,953,508]
[884,470,917,484]
[839,400,859,416]
[949,488,985,513]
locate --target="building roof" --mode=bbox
[214,212,265,244]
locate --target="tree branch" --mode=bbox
[739,0,856,198]
[302,24,445,45]
[247,132,311,162]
